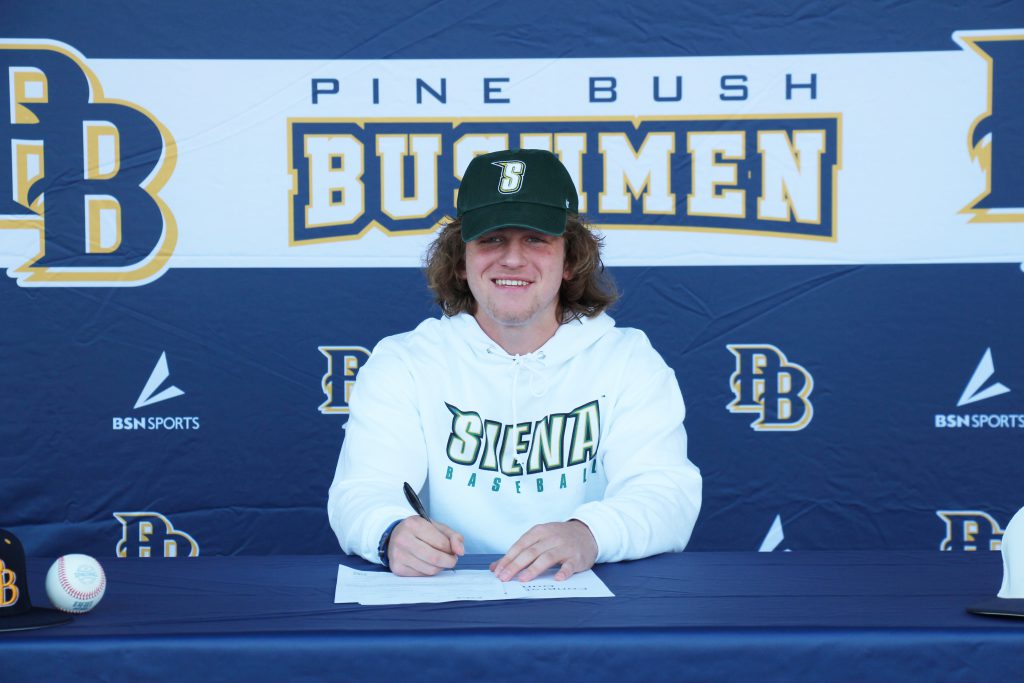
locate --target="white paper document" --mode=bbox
[334,565,614,605]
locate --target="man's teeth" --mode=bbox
[495,279,529,286]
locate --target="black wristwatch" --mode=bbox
[377,519,402,569]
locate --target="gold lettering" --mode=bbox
[0,560,20,607]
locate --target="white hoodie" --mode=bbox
[327,312,701,564]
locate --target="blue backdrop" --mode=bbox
[2,0,1022,560]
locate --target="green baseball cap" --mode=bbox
[456,149,579,242]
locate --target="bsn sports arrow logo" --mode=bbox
[112,352,199,431]
[957,348,1010,407]
[134,351,184,409]
[934,348,1022,430]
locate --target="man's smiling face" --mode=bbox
[462,227,569,347]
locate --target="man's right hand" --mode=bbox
[387,516,465,576]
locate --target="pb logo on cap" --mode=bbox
[0,529,71,631]
[0,557,19,608]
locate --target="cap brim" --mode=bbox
[967,597,1024,619]
[461,202,566,242]
[0,606,73,632]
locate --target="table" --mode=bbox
[3,551,1021,682]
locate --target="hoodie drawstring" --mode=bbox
[488,348,549,471]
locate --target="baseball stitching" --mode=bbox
[57,556,106,601]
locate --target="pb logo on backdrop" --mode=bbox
[114,512,199,558]
[727,344,814,431]
[0,40,176,286]
[937,510,1005,552]
[957,30,1024,223]
[319,346,371,415]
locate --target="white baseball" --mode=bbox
[45,554,107,614]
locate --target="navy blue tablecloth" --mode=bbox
[2,551,1021,682]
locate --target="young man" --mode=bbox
[327,149,701,582]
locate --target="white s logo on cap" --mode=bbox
[493,160,526,194]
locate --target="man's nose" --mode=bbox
[498,240,526,266]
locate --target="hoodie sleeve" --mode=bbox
[326,337,426,564]
[569,332,702,563]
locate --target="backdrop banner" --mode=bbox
[2,1,1022,559]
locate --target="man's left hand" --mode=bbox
[490,520,598,582]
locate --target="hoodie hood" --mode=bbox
[445,311,617,367]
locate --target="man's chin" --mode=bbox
[480,308,538,328]
[491,315,533,328]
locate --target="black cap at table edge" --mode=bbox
[967,597,1024,619]
[0,528,73,632]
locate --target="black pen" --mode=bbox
[403,481,430,521]
[403,482,457,573]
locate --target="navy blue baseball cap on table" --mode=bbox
[0,528,72,632]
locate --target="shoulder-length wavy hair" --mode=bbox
[424,214,619,322]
